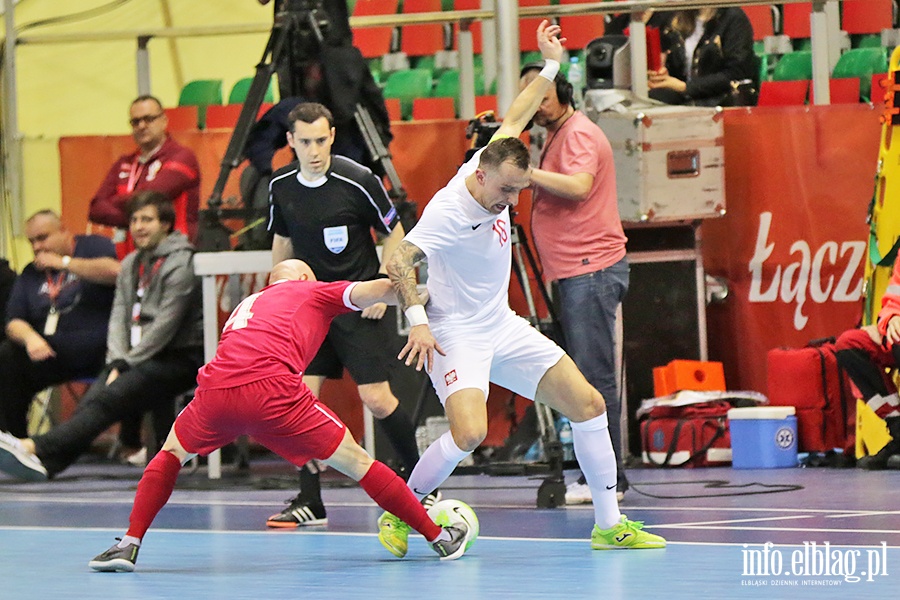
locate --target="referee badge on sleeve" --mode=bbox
[323,226,349,254]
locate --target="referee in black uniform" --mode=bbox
[265,102,430,527]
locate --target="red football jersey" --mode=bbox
[197,280,358,389]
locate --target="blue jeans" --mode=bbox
[556,256,629,473]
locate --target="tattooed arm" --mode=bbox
[386,240,445,372]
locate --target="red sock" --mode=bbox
[126,451,182,540]
[359,461,441,541]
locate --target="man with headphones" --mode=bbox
[519,61,630,505]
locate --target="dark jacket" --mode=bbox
[658,8,758,106]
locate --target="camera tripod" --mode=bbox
[198,1,406,251]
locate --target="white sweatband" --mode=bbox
[539,59,560,82]
[405,305,428,327]
[61,255,72,269]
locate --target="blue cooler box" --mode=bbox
[727,406,798,468]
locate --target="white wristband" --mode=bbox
[405,305,429,328]
[61,255,72,269]
[539,59,560,82]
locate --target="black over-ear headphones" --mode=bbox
[519,61,574,107]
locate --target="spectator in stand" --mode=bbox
[88,95,200,251]
[0,192,203,481]
[0,211,118,438]
[646,8,758,107]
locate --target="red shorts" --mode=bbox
[174,374,345,467]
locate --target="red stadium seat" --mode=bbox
[454,0,483,54]
[757,80,809,106]
[558,0,605,51]
[474,94,497,114]
[164,106,199,131]
[352,0,398,59]
[809,78,861,104]
[413,97,456,120]
[782,2,812,40]
[519,0,551,53]
[401,0,447,57]
[842,0,893,35]
[384,98,402,121]
[205,103,275,130]
[742,6,774,41]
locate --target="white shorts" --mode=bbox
[428,310,566,404]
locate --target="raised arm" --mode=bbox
[493,20,566,140]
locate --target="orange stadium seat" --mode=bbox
[742,5,774,41]
[164,106,199,131]
[352,0,398,59]
[205,103,275,130]
[475,94,497,114]
[384,98,402,121]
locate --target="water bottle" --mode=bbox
[558,417,575,462]
[567,56,584,108]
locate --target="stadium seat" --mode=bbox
[384,98,402,121]
[782,2,812,41]
[205,103,275,130]
[559,0,605,52]
[842,0,893,35]
[519,0,551,53]
[832,47,890,102]
[809,78,862,104]
[871,73,890,105]
[453,0,483,55]
[177,79,223,129]
[401,0,448,59]
[412,97,456,119]
[854,34,884,49]
[228,77,276,105]
[772,51,813,81]
[435,69,486,98]
[757,80,809,106]
[164,105,200,131]
[383,69,434,120]
[352,0,399,59]
[474,94,497,114]
[742,5,775,41]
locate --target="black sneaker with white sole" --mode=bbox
[0,431,48,482]
[89,539,140,572]
[430,523,469,561]
[421,490,442,510]
[266,494,328,528]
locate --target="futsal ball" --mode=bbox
[427,499,479,550]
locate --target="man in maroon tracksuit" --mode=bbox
[89,95,200,254]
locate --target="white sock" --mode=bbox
[117,535,141,548]
[570,412,621,530]
[406,431,472,501]
[427,528,453,544]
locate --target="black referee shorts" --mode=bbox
[306,310,396,384]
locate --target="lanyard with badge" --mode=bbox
[113,159,147,244]
[43,271,68,336]
[131,257,164,348]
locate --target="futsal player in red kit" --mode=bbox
[88,260,469,572]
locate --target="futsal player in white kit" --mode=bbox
[376,20,666,556]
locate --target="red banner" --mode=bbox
[704,104,882,393]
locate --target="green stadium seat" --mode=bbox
[178,79,223,129]
[853,34,884,50]
[772,51,812,81]
[434,68,486,113]
[228,77,276,105]
[383,69,434,120]
[832,47,890,102]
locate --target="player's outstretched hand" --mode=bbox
[537,19,565,64]
[398,324,446,373]
[361,302,388,320]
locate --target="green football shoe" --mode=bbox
[591,515,667,550]
[378,511,411,558]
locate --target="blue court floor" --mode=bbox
[1,459,899,599]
